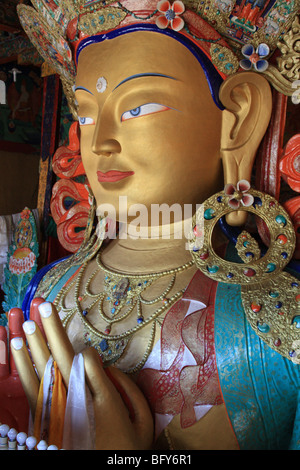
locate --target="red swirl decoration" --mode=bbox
[279,134,300,259]
[137,271,222,429]
[279,134,300,193]
[50,122,90,253]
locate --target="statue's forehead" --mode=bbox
[75,29,224,109]
[74,73,180,102]
[76,33,200,91]
[75,30,197,78]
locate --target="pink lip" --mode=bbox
[97,170,134,183]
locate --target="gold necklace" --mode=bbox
[56,249,194,372]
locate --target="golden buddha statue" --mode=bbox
[0,0,299,450]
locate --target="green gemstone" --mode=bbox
[204,208,215,220]
[266,263,276,273]
[275,215,286,226]
[292,316,300,328]
[257,322,270,334]
[207,265,219,273]
[269,291,279,298]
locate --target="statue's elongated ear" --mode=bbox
[219,72,272,226]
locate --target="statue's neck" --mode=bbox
[100,218,194,274]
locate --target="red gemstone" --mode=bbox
[274,338,281,347]
[277,234,288,245]
[244,268,256,277]
[249,52,260,64]
[193,225,203,237]
[104,327,111,334]
[251,302,261,313]
[200,251,209,260]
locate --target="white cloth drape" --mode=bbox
[62,354,95,450]
[38,354,95,450]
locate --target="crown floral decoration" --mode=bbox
[17,0,300,117]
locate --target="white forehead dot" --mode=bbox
[96,76,107,93]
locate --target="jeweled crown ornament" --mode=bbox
[17,0,299,118]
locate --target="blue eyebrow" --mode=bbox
[113,73,177,91]
[75,86,94,95]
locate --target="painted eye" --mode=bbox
[78,117,95,126]
[121,103,170,122]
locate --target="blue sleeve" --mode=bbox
[289,389,300,450]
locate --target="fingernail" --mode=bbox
[11,337,23,350]
[38,302,53,318]
[22,320,36,335]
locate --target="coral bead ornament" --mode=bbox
[251,302,262,313]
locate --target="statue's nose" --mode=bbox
[91,113,122,156]
[92,137,121,157]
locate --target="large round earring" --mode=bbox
[188,180,300,363]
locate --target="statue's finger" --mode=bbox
[82,348,134,449]
[0,326,9,379]
[106,366,154,448]
[8,308,24,339]
[10,337,39,419]
[81,347,110,397]
[38,302,74,387]
[22,320,50,380]
[29,297,46,340]
[82,348,140,418]
[82,347,153,449]
[8,308,26,375]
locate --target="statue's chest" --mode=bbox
[57,267,186,374]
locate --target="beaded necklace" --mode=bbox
[55,249,194,372]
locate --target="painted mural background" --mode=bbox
[0,63,42,151]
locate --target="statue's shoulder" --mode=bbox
[22,254,77,319]
[23,236,101,319]
[38,256,75,295]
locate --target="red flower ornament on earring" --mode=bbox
[156,1,185,32]
[224,180,254,209]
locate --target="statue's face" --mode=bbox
[75,31,223,223]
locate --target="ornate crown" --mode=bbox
[17,0,299,117]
